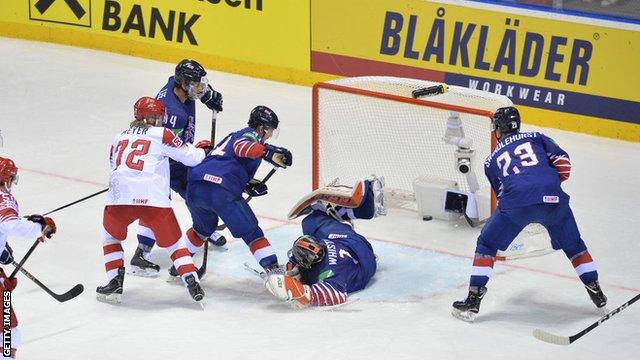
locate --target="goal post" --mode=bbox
[312,76,554,260]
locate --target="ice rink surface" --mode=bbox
[0,38,638,359]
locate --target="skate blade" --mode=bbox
[451,308,476,322]
[96,292,122,304]
[598,305,610,315]
[166,275,182,284]
[128,266,160,278]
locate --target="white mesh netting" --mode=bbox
[313,76,552,260]
[315,76,510,199]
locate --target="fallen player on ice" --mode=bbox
[264,175,386,308]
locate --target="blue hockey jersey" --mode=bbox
[188,127,264,195]
[295,211,377,296]
[156,76,196,144]
[484,131,570,209]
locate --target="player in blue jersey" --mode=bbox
[452,106,608,322]
[264,176,386,307]
[130,59,225,276]
[185,105,292,273]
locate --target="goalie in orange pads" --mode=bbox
[265,176,386,307]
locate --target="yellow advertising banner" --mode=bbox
[311,0,640,139]
[1,0,310,82]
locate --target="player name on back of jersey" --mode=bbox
[122,127,149,136]
[486,132,539,165]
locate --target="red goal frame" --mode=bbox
[312,81,498,209]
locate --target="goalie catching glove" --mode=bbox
[245,178,268,197]
[265,274,311,307]
[263,144,292,168]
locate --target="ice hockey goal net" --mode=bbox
[312,76,553,260]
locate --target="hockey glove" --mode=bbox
[0,244,13,265]
[27,214,57,240]
[195,139,214,154]
[0,268,17,292]
[265,274,311,307]
[200,85,223,112]
[245,178,268,197]
[263,144,293,168]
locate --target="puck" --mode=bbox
[422,215,433,221]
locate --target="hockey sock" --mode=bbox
[163,238,198,281]
[570,250,598,284]
[248,237,278,269]
[136,225,156,250]
[103,238,124,282]
[183,228,205,254]
[469,253,495,288]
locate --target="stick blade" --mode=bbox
[533,329,571,346]
[54,284,84,302]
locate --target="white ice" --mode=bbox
[0,38,638,360]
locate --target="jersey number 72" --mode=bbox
[114,139,151,171]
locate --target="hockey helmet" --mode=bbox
[174,59,209,100]
[248,105,279,130]
[134,96,166,124]
[288,235,326,269]
[491,106,521,134]
[0,157,18,190]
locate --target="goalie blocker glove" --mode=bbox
[26,214,57,239]
[263,144,292,168]
[245,178,268,197]
[200,84,223,112]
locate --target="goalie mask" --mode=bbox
[0,157,18,192]
[288,235,326,269]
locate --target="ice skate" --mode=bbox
[585,281,608,312]
[184,274,205,303]
[452,286,487,322]
[207,231,228,249]
[129,247,160,277]
[96,267,125,304]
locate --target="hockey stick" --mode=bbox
[215,167,278,231]
[197,109,219,279]
[533,293,640,345]
[42,188,108,216]
[244,262,267,279]
[8,190,106,279]
[11,260,84,302]
[464,213,488,228]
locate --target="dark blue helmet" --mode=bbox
[248,105,279,129]
[492,106,520,134]
[174,59,206,87]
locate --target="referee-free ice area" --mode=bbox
[0,38,638,360]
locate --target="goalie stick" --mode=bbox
[11,260,84,302]
[533,293,640,345]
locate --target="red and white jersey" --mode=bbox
[107,126,205,208]
[0,191,42,251]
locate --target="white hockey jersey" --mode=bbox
[107,126,205,208]
[0,191,43,252]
